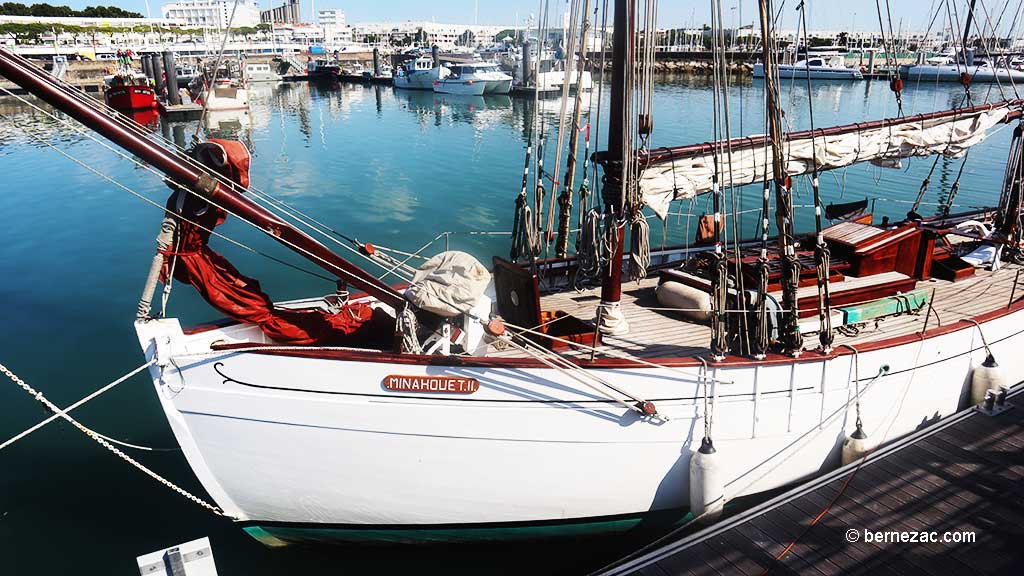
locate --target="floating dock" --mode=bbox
[597,384,1024,576]
[158,101,203,122]
[283,74,392,85]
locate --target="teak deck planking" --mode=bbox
[490,263,1024,360]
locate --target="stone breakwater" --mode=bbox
[592,59,753,75]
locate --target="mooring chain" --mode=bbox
[0,361,228,518]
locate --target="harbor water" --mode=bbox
[0,77,1016,574]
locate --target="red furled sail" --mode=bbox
[161,139,395,348]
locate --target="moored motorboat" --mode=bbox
[450,62,513,94]
[754,51,863,80]
[394,57,448,90]
[432,73,487,96]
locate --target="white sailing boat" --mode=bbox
[0,0,1022,548]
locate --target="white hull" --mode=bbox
[753,63,863,80]
[135,299,1024,543]
[394,68,443,90]
[483,78,513,94]
[534,70,594,92]
[433,79,487,96]
[205,87,249,112]
[903,63,1024,83]
[246,73,281,83]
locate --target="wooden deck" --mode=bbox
[490,262,1024,360]
[596,385,1024,576]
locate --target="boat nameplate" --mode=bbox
[382,375,480,394]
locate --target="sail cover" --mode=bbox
[639,105,1012,219]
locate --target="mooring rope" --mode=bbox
[0,360,158,451]
[0,360,227,517]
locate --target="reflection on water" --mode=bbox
[0,76,1019,576]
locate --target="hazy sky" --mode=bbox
[52,0,986,32]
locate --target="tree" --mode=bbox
[0,2,143,18]
[457,29,475,47]
[495,28,524,45]
[230,26,257,38]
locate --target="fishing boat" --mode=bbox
[753,50,863,80]
[0,0,1022,548]
[394,56,448,90]
[104,71,157,112]
[306,58,341,81]
[176,63,198,86]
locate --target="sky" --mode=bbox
[50,0,966,32]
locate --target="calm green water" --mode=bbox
[0,77,1015,574]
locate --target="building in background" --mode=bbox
[261,0,301,25]
[162,0,261,29]
[350,21,511,48]
[317,9,351,45]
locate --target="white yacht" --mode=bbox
[394,57,447,90]
[511,44,593,92]
[754,51,863,80]
[444,62,513,94]
[903,52,1024,83]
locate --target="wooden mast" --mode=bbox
[0,48,406,311]
[757,0,803,355]
[596,0,631,335]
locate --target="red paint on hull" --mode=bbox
[105,84,157,112]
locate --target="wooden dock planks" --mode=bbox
[595,386,1024,576]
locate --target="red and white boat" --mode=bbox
[104,72,157,112]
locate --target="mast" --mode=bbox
[962,0,978,52]
[596,0,631,335]
[758,0,803,355]
[555,0,592,258]
[0,48,406,311]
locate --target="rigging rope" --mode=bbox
[875,0,905,115]
[0,106,335,286]
[195,0,242,136]
[0,78,415,290]
[798,0,835,353]
[1,50,420,286]
[0,360,227,517]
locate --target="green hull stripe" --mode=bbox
[242,509,694,545]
